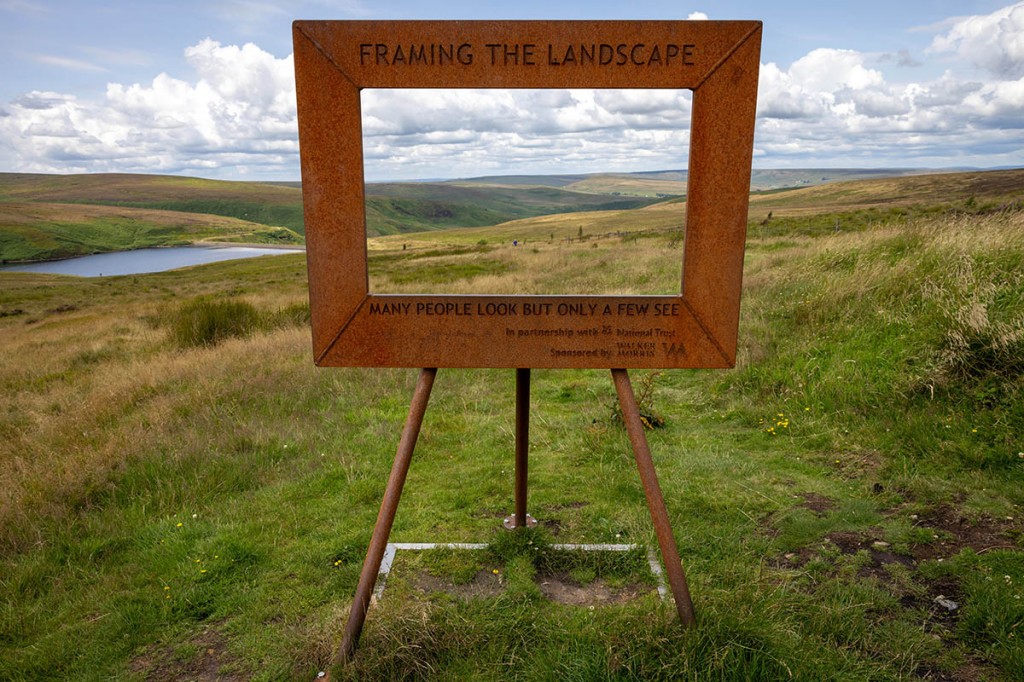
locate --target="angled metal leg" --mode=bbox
[611,368,697,628]
[337,367,438,663]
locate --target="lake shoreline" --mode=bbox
[0,244,306,277]
[1,241,305,267]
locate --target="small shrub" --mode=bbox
[171,297,261,348]
[608,371,666,429]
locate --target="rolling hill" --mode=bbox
[0,173,664,246]
[2,168,1020,263]
[364,182,664,235]
[453,168,960,196]
[0,201,302,263]
[371,168,1024,251]
[0,173,308,239]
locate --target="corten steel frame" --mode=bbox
[292,20,761,663]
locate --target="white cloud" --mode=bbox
[360,88,694,179]
[0,39,297,178]
[2,5,1024,181]
[928,1,1024,78]
[789,49,884,92]
[755,16,1024,169]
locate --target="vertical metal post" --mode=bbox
[611,368,697,628]
[337,367,438,664]
[515,368,530,527]
[504,368,537,530]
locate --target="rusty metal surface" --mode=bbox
[337,367,437,663]
[293,20,761,369]
[612,368,697,627]
[514,368,531,527]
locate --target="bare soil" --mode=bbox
[907,504,1021,561]
[796,492,836,516]
[130,623,246,682]
[537,574,654,606]
[411,568,654,606]
[413,568,504,600]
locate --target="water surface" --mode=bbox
[1,246,303,277]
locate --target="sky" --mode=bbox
[0,0,1022,181]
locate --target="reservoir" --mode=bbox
[0,246,303,278]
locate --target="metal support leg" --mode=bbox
[611,368,697,627]
[337,367,438,664]
[504,368,537,529]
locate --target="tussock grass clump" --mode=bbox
[170,297,261,348]
[169,297,310,348]
[268,301,311,329]
[932,255,1024,384]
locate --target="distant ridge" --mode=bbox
[451,167,976,195]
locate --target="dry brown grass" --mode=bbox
[370,205,686,250]
[747,168,1024,218]
[564,175,686,196]
[371,238,683,296]
[0,273,313,551]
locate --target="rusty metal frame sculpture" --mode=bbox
[294,20,761,370]
[293,19,761,664]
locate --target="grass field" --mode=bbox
[1,170,1023,680]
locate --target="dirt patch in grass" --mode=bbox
[796,492,836,516]
[900,573,965,633]
[908,505,1021,561]
[772,529,916,580]
[130,624,246,682]
[413,568,504,600]
[826,530,917,579]
[537,574,654,606]
[828,449,885,480]
[411,568,654,606]
[771,502,1021,573]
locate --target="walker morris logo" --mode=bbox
[293,20,761,369]
[662,342,686,357]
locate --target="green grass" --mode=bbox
[109,198,308,236]
[1,172,1024,680]
[364,183,665,236]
